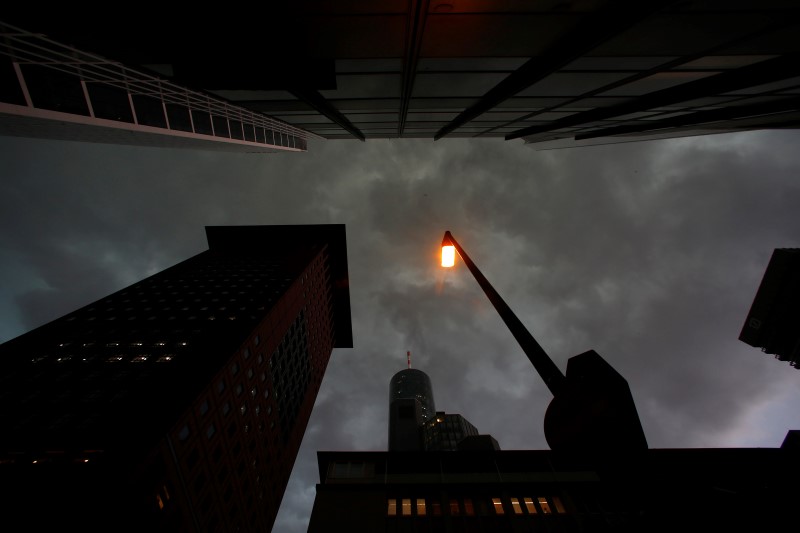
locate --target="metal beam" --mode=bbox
[289,88,365,142]
[574,96,800,140]
[507,55,800,141]
[398,0,430,136]
[433,1,674,141]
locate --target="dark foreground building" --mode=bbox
[308,440,800,533]
[3,2,800,148]
[0,225,352,532]
[739,248,800,368]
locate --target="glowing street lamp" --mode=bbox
[440,230,648,452]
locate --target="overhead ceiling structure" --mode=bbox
[3,1,800,148]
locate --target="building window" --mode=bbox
[450,499,460,516]
[254,335,260,346]
[492,498,504,515]
[402,499,411,516]
[231,363,239,376]
[206,424,216,439]
[178,425,190,441]
[199,400,209,416]
[464,498,474,516]
[416,499,426,516]
[217,380,225,393]
[524,497,537,514]
[510,498,523,514]
[538,497,552,514]
[235,384,243,396]
[222,402,231,416]
[387,499,397,516]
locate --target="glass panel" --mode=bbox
[212,115,230,137]
[165,103,193,132]
[191,109,213,135]
[524,497,537,514]
[229,119,244,140]
[553,496,566,514]
[401,498,411,516]
[492,498,504,515]
[387,499,397,516]
[450,499,460,516]
[86,83,134,123]
[511,498,523,514]
[21,64,89,116]
[416,499,426,516]
[464,498,474,516]
[538,497,552,514]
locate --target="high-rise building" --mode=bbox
[3,2,800,149]
[739,248,800,368]
[0,224,352,532]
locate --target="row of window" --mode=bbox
[387,496,566,517]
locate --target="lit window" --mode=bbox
[511,498,522,514]
[240,404,247,415]
[464,498,474,516]
[492,498,504,515]
[106,356,124,363]
[156,355,174,362]
[157,494,165,510]
[524,497,537,514]
[387,499,397,516]
[538,497,552,514]
[132,355,149,363]
[416,499,426,516]
[450,499,460,515]
[553,496,566,514]
[250,386,257,398]
[402,499,411,516]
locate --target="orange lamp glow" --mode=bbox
[442,245,455,267]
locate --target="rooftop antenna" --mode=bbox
[407,351,411,369]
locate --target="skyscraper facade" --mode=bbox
[739,248,800,368]
[388,368,436,451]
[0,224,352,532]
[3,2,799,148]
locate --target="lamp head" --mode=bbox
[441,231,455,267]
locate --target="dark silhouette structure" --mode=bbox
[3,2,800,148]
[306,440,800,533]
[0,225,352,532]
[739,248,800,368]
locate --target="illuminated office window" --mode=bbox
[402,498,411,516]
[387,499,397,516]
[464,498,475,516]
[450,499,460,515]
[492,498,504,515]
[510,498,523,514]
[416,499,426,516]
[524,497,537,514]
[538,497,552,514]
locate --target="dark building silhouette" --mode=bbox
[0,225,352,532]
[739,248,800,368]
[388,368,436,451]
[308,434,800,533]
[3,2,800,148]
[388,367,492,452]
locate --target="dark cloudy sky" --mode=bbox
[2,131,799,532]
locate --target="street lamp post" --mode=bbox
[441,231,648,452]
